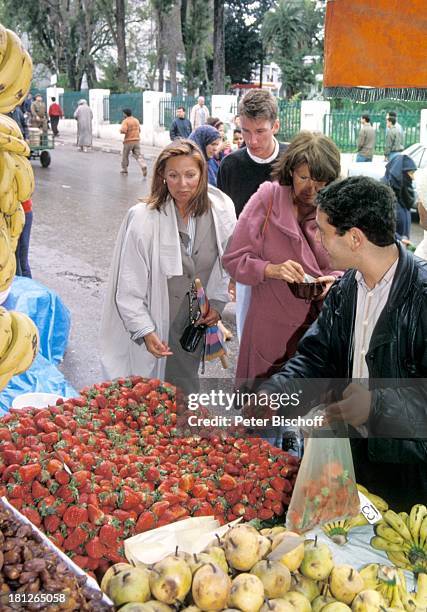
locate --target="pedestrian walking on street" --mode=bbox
[382,154,416,240]
[15,199,33,278]
[120,108,148,177]
[169,106,192,140]
[8,106,29,140]
[190,96,210,129]
[73,99,93,152]
[48,97,63,137]
[356,114,376,162]
[384,115,404,161]
[189,125,222,186]
[100,139,236,394]
[30,95,48,133]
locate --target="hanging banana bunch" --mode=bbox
[0,23,38,390]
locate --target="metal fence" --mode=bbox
[277,100,301,142]
[104,93,144,124]
[323,112,420,154]
[159,96,212,129]
[60,91,89,119]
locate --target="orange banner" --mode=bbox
[323,0,427,100]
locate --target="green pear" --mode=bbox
[280,591,311,612]
[188,552,218,574]
[224,525,264,571]
[257,535,272,559]
[100,562,134,593]
[312,594,337,612]
[118,605,154,612]
[192,562,232,611]
[259,599,296,612]
[107,567,151,606]
[322,603,352,612]
[291,573,320,602]
[269,532,305,572]
[330,566,364,605]
[149,556,192,604]
[181,607,202,612]
[351,589,385,611]
[119,604,173,612]
[202,546,229,574]
[300,538,334,581]
[229,573,265,612]
[250,559,291,598]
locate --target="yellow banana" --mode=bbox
[0,150,14,195]
[415,572,427,609]
[0,132,30,156]
[408,504,427,546]
[0,310,39,376]
[0,226,11,269]
[370,535,410,553]
[10,152,34,201]
[0,50,33,113]
[383,510,413,542]
[5,203,25,240]
[0,307,12,360]
[0,250,16,292]
[346,513,369,529]
[0,370,13,391]
[360,563,381,589]
[0,25,8,68]
[0,113,23,138]
[385,550,412,571]
[417,513,427,549]
[398,511,409,525]
[366,493,389,513]
[0,177,18,215]
[0,30,25,97]
[375,522,406,545]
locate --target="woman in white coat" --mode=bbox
[100,139,236,393]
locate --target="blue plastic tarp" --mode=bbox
[0,277,77,411]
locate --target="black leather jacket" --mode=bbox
[261,243,427,464]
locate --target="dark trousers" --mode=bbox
[15,211,32,278]
[50,116,60,136]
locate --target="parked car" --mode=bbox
[347,143,427,181]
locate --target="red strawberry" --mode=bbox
[218,474,236,491]
[44,515,60,533]
[85,536,107,559]
[87,504,104,525]
[99,523,120,548]
[63,505,88,527]
[21,506,42,526]
[135,511,156,534]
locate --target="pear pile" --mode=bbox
[99,522,426,612]
[0,23,38,391]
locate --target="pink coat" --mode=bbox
[222,181,335,381]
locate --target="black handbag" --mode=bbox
[179,283,206,353]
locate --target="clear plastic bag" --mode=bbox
[286,434,360,533]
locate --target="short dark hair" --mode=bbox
[317,176,396,246]
[361,114,370,123]
[206,116,223,129]
[272,131,341,186]
[51,97,56,102]
[387,116,396,126]
[388,111,397,119]
[233,128,242,135]
[123,108,132,117]
[177,106,185,112]
[238,89,278,124]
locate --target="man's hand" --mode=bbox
[143,332,173,358]
[228,279,236,302]
[315,275,336,300]
[325,382,371,427]
[197,307,221,327]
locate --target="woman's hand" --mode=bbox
[143,332,173,358]
[315,275,337,300]
[197,307,221,327]
[265,260,305,283]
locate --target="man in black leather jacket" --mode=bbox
[258,176,427,509]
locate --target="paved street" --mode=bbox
[30,141,423,392]
[30,141,238,392]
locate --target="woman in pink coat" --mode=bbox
[222,131,341,382]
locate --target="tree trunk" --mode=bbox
[115,0,128,88]
[213,0,225,93]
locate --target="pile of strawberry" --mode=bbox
[0,377,299,576]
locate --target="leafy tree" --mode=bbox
[213,0,225,93]
[181,0,211,95]
[262,0,324,98]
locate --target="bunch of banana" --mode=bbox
[359,563,426,611]
[0,306,39,391]
[0,24,33,114]
[322,484,389,544]
[370,505,427,574]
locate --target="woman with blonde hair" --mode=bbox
[415,166,427,260]
[100,139,236,393]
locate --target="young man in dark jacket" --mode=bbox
[257,176,427,509]
[169,106,192,140]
